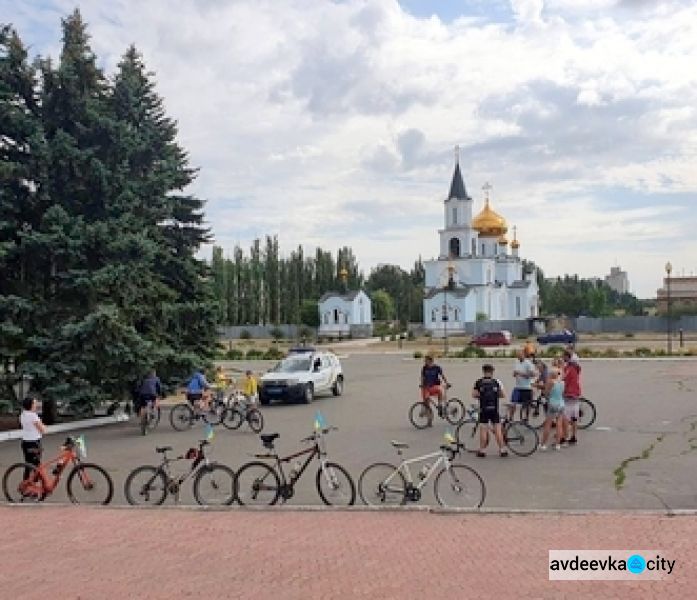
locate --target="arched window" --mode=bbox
[431,309,437,322]
[323,313,329,325]
[334,308,339,323]
[452,207,457,225]
[472,239,476,256]
[449,237,460,258]
[481,243,485,256]
[454,308,460,322]
[516,297,521,317]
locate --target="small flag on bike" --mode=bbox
[314,410,326,431]
[76,435,87,458]
[444,430,456,444]
[205,423,215,441]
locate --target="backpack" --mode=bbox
[478,378,500,412]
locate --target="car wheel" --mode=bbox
[303,383,314,404]
[332,376,344,397]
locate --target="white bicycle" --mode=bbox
[358,435,486,508]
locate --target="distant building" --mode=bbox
[657,275,697,314]
[318,290,373,338]
[605,266,629,294]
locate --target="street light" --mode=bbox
[442,264,455,356]
[665,261,672,355]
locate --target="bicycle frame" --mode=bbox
[22,445,81,497]
[387,448,453,491]
[255,443,318,488]
[159,445,212,490]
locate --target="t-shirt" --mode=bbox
[20,410,42,442]
[514,359,535,390]
[421,364,443,387]
[242,376,258,396]
[548,380,565,409]
[138,375,162,398]
[474,377,502,412]
[563,363,581,398]
[187,372,209,393]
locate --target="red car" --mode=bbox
[469,331,511,347]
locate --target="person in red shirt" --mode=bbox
[561,350,582,445]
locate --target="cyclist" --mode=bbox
[20,395,47,479]
[473,364,508,458]
[241,370,258,406]
[562,350,582,445]
[136,369,163,420]
[186,368,211,412]
[539,362,565,451]
[510,349,535,420]
[419,354,450,425]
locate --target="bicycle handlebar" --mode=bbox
[300,426,338,442]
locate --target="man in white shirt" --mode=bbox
[509,350,536,420]
[20,395,47,478]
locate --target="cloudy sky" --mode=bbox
[4,0,697,297]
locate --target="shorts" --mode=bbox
[547,403,564,417]
[564,397,580,421]
[134,394,156,412]
[186,392,203,406]
[421,385,442,401]
[479,409,500,424]
[513,389,532,405]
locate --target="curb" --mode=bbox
[0,413,130,443]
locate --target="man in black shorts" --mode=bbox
[473,364,508,457]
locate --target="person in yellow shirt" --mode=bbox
[214,366,231,389]
[242,370,258,406]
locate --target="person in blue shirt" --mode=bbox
[186,368,211,411]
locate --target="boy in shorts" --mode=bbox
[473,364,508,457]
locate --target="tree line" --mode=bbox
[0,12,217,411]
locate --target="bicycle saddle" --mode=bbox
[156,446,172,453]
[260,433,279,444]
[198,440,210,446]
[390,440,409,449]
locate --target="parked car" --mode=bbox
[259,350,344,405]
[536,329,577,345]
[469,331,512,347]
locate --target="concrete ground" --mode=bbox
[2,355,696,510]
[1,506,695,599]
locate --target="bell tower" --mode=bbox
[440,146,474,259]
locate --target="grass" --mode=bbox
[613,434,665,490]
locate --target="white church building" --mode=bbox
[423,160,539,335]
[318,289,373,338]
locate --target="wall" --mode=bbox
[571,316,697,333]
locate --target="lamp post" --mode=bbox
[442,264,455,356]
[665,261,672,355]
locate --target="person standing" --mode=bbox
[242,370,258,406]
[473,364,508,458]
[509,350,535,420]
[562,350,582,445]
[539,362,565,451]
[20,395,47,479]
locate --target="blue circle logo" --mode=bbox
[627,554,646,574]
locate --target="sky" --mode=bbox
[3,0,697,298]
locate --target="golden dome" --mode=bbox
[472,199,508,237]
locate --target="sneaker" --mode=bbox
[568,437,577,445]
[561,439,569,447]
[499,449,509,458]
[539,444,547,451]
[555,444,561,451]
[476,451,486,458]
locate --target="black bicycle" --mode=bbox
[235,427,355,506]
[409,384,465,429]
[525,394,596,430]
[124,440,236,506]
[222,391,264,433]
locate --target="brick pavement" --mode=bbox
[1,506,695,599]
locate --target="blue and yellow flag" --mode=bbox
[314,410,327,431]
[205,423,215,441]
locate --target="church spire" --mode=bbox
[448,145,468,200]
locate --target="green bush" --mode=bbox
[413,351,423,359]
[624,332,635,338]
[269,327,284,341]
[454,346,486,358]
[264,346,284,360]
[239,329,251,340]
[603,348,620,358]
[226,348,244,360]
[389,334,396,342]
[245,348,265,360]
[634,347,652,357]
[407,330,415,341]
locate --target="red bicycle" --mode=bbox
[2,436,113,504]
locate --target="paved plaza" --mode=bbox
[1,355,696,509]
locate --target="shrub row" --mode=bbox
[219,347,285,361]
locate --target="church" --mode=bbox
[423,158,539,336]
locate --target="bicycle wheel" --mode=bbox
[316,462,355,506]
[235,461,280,506]
[408,402,433,430]
[2,463,45,503]
[193,463,236,506]
[170,403,194,431]
[445,398,465,425]
[221,407,244,430]
[66,463,114,505]
[147,406,161,431]
[203,403,224,426]
[358,462,407,506]
[124,465,168,506]
[140,412,148,436]
[578,398,596,430]
[434,464,486,509]
[455,419,479,452]
[526,398,547,430]
[504,421,539,457]
[247,409,264,433]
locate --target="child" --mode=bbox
[540,361,565,451]
[242,370,258,406]
[20,395,47,478]
[472,364,508,458]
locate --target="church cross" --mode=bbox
[482,182,492,202]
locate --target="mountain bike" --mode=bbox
[358,436,485,508]
[456,403,539,457]
[3,436,113,504]
[222,392,264,433]
[409,384,465,429]
[169,393,223,431]
[235,427,355,506]
[140,400,161,435]
[124,439,236,506]
[524,394,596,430]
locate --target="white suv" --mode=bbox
[259,349,344,405]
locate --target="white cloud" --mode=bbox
[4,0,697,296]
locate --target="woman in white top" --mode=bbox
[20,396,47,477]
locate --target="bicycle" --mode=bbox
[456,403,539,457]
[3,436,113,504]
[139,399,161,435]
[235,427,355,506]
[124,439,236,506]
[222,391,264,433]
[524,394,596,430]
[409,384,465,429]
[169,392,222,431]
[358,435,485,508]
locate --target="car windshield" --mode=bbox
[271,357,311,373]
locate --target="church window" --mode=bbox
[334,308,339,324]
[516,297,521,317]
[481,243,485,256]
[472,239,476,256]
[454,308,460,322]
[452,207,457,225]
[431,309,437,323]
[449,237,460,258]
[323,313,329,325]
